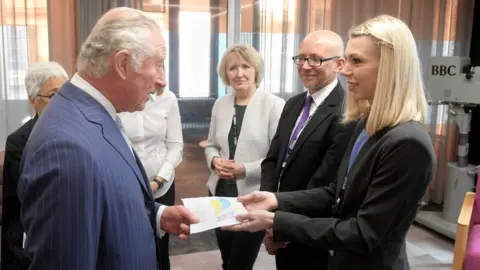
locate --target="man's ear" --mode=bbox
[336,57,345,72]
[28,96,39,115]
[113,50,131,80]
[28,96,35,106]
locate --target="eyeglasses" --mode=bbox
[292,55,340,67]
[37,91,57,99]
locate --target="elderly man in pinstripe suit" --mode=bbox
[17,7,198,270]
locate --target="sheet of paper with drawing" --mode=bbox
[181,197,247,234]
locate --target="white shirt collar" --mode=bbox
[70,73,117,120]
[306,79,338,106]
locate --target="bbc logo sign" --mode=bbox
[431,65,457,76]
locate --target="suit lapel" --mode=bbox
[285,101,334,167]
[235,90,259,154]
[134,150,155,198]
[336,118,396,193]
[336,119,366,192]
[284,84,344,170]
[277,94,305,171]
[101,124,153,200]
[59,83,154,201]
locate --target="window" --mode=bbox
[240,0,309,98]
[144,0,228,99]
[179,11,211,98]
[143,0,228,132]
[0,26,29,100]
[0,0,48,147]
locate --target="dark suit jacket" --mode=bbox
[1,117,37,270]
[18,82,161,270]
[260,83,355,269]
[272,119,436,270]
[261,83,355,193]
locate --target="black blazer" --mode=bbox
[261,83,355,192]
[1,117,36,270]
[271,119,436,270]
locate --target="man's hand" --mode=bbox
[160,206,199,240]
[212,157,234,179]
[264,232,288,255]
[223,210,274,233]
[237,191,278,211]
[222,161,245,178]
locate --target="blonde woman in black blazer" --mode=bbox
[224,15,436,270]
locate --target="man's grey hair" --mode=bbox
[76,7,162,77]
[25,61,68,98]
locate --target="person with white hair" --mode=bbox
[23,61,68,116]
[1,61,68,270]
[17,7,198,270]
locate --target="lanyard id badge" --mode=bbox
[277,107,318,191]
[233,106,238,148]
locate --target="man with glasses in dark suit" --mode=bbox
[260,30,355,270]
[1,62,68,270]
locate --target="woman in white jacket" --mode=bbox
[118,88,183,270]
[205,43,285,270]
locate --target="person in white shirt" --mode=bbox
[118,87,183,270]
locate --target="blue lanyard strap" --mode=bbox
[334,129,369,211]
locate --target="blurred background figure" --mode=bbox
[1,62,68,270]
[118,86,183,270]
[204,43,285,270]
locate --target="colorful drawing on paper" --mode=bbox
[210,197,232,215]
[209,197,245,222]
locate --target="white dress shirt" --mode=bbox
[118,89,183,199]
[290,79,338,140]
[69,73,166,238]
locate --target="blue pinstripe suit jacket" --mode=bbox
[17,82,161,270]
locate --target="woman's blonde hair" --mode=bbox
[343,15,428,135]
[218,43,264,88]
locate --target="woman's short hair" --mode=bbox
[343,15,428,135]
[218,44,264,88]
[25,62,68,98]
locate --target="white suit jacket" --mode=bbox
[205,90,285,196]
